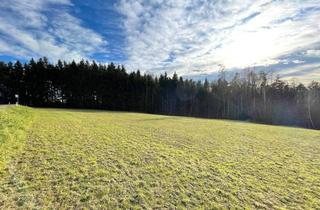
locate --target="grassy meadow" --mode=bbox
[0,106,34,170]
[0,106,320,209]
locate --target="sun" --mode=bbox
[216,29,279,68]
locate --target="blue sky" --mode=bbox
[0,0,320,83]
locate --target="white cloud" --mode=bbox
[292,60,305,64]
[0,0,107,61]
[117,0,320,77]
[1,0,319,84]
[304,49,320,57]
[280,62,320,84]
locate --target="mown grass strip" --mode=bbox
[0,106,35,171]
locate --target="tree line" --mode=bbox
[0,58,319,129]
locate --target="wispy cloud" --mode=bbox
[304,49,320,57]
[280,62,320,83]
[0,0,319,82]
[117,0,320,78]
[0,0,107,61]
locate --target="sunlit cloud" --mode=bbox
[304,49,320,57]
[280,62,320,83]
[0,0,319,82]
[117,0,320,79]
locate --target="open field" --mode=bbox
[0,106,320,209]
[0,106,34,170]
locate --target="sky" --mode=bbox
[0,0,320,83]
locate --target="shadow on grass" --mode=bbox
[33,107,316,131]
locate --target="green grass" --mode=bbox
[0,106,34,170]
[0,107,320,209]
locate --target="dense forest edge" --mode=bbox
[0,57,319,129]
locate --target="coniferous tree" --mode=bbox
[0,58,319,129]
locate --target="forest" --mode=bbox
[0,57,319,129]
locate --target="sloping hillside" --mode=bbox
[0,107,319,209]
